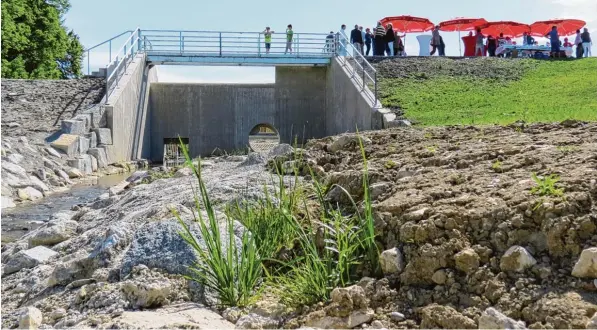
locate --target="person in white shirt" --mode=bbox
[574,29,583,58]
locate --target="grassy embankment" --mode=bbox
[377,57,597,125]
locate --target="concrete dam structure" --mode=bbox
[84,29,399,164]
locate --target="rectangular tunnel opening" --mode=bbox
[163,137,189,167]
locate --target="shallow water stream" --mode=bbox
[1,173,130,244]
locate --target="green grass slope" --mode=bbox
[377,58,597,125]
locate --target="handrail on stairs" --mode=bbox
[85,30,134,75]
[335,31,379,108]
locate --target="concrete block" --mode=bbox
[61,119,86,135]
[86,131,98,149]
[88,148,109,168]
[73,113,92,130]
[2,246,58,275]
[81,154,93,174]
[94,128,113,145]
[78,136,90,154]
[50,134,79,157]
[89,154,98,172]
[87,106,106,129]
[67,155,93,174]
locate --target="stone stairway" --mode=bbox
[50,104,113,175]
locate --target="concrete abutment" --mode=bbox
[105,57,386,163]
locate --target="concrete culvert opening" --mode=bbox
[248,123,280,154]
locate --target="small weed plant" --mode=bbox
[385,159,397,169]
[556,145,579,154]
[530,173,564,197]
[492,160,503,172]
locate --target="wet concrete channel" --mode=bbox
[1,172,131,245]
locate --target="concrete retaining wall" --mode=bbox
[104,54,158,163]
[148,83,276,161]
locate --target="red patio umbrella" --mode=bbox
[380,15,435,33]
[479,21,530,38]
[379,16,434,55]
[439,18,488,55]
[530,19,586,37]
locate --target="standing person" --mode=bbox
[546,26,560,55]
[350,24,364,54]
[487,35,497,56]
[384,24,396,56]
[439,36,446,56]
[475,28,485,56]
[285,24,293,54]
[581,27,592,57]
[360,26,366,50]
[575,29,584,58]
[262,27,274,54]
[337,24,348,56]
[430,25,441,56]
[365,28,372,56]
[374,22,386,56]
[325,31,335,53]
[395,34,405,56]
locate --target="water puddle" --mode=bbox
[1,172,131,245]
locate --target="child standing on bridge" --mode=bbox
[285,25,294,54]
[263,27,274,54]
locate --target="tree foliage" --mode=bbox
[1,0,84,79]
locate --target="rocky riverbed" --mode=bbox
[2,122,597,329]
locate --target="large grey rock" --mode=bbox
[2,161,28,179]
[500,246,536,272]
[61,119,86,135]
[60,119,87,135]
[78,135,90,154]
[48,251,91,287]
[28,220,79,247]
[478,307,526,329]
[174,167,193,178]
[1,196,16,209]
[18,187,43,201]
[7,153,24,164]
[120,220,242,278]
[126,170,149,183]
[329,135,372,153]
[380,247,405,275]
[50,134,79,156]
[66,167,84,178]
[89,154,98,172]
[88,148,109,168]
[44,147,62,158]
[2,246,58,275]
[109,180,130,196]
[17,306,43,330]
[87,106,106,128]
[68,155,93,175]
[33,168,47,181]
[29,176,49,192]
[239,153,265,167]
[267,144,294,159]
[236,314,279,329]
[73,113,92,130]
[55,169,73,184]
[94,128,113,145]
[571,247,597,278]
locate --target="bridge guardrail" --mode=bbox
[140,30,334,57]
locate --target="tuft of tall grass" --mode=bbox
[174,140,262,308]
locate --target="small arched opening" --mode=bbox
[248,123,280,153]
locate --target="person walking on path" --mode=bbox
[374,22,386,56]
[430,25,442,56]
[581,28,592,57]
[262,27,274,54]
[384,24,396,56]
[351,24,364,54]
[365,28,372,56]
[575,29,584,58]
[546,26,560,55]
[285,24,294,54]
[475,28,485,56]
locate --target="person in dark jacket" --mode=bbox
[365,28,373,56]
[487,35,497,56]
[350,24,364,54]
[439,36,446,56]
[374,22,386,56]
[384,24,396,56]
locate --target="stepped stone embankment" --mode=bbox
[1,79,138,209]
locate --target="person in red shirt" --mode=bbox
[562,38,573,48]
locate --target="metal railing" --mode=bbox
[335,31,379,107]
[104,28,142,99]
[140,30,334,57]
[87,29,378,105]
[84,30,134,75]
